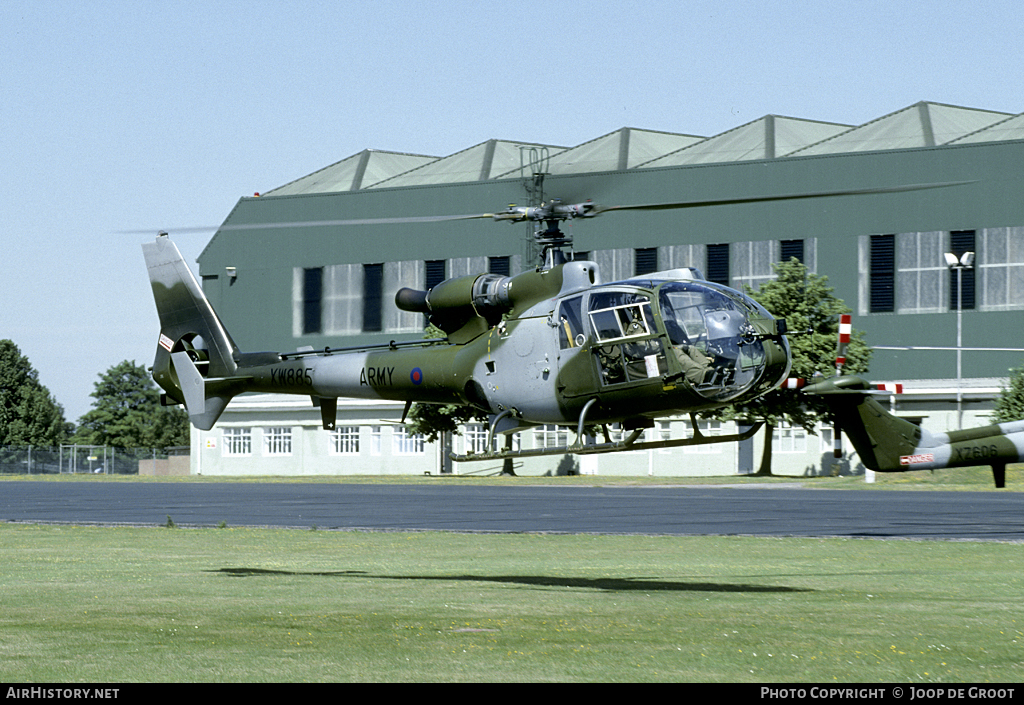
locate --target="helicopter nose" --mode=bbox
[761,337,792,390]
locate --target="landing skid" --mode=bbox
[449,420,764,463]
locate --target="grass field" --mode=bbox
[1,517,1022,682]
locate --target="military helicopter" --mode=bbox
[144,182,966,463]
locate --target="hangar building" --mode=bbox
[183,101,1024,477]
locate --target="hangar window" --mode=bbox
[782,238,816,272]
[731,240,777,291]
[634,248,658,275]
[592,248,633,282]
[949,230,976,310]
[488,256,510,276]
[383,260,426,333]
[296,260,433,337]
[689,239,817,293]
[706,244,730,286]
[868,234,895,313]
[449,256,489,278]
[363,263,384,332]
[860,230,1023,314]
[425,259,446,290]
[659,244,705,275]
[896,231,945,314]
[978,226,1024,311]
[302,267,323,335]
[293,263,362,337]
[780,239,804,264]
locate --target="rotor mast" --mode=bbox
[491,198,601,269]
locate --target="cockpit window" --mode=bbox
[586,291,667,385]
[588,292,654,344]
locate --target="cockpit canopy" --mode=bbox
[558,280,787,403]
[655,280,781,401]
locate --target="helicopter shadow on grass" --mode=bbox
[211,568,811,593]
[213,567,369,577]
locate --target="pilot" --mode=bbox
[626,311,646,336]
[658,300,713,385]
[673,343,713,385]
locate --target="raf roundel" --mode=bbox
[410,367,423,385]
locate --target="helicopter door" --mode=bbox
[552,295,600,400]
[586,292,668,386]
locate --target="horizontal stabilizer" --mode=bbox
[171,351,206,417]
[169,351,233,430]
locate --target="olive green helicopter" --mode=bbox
[144,182,965,463]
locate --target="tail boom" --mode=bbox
[144,235,467,429]
[804,375,1019,487]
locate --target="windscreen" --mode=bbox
[657,281,769,401]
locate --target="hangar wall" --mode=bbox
[200,139,1024,384]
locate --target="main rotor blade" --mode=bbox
[594,181,975,214]
[220,212,498,230]
[120,212,497,235]
[124,180,973,236]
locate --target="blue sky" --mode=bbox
[3,0,1022,421]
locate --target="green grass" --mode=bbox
[1,523,1022,682]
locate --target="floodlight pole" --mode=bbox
[956,264,963,429]
[945,251,975,430]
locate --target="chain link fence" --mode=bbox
[0,446,190,475]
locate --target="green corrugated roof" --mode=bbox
[264,102,1021,194]
[948,112,1024,144]
[263,149,440,195]
[493,128,705,177]
[365,139,567,188]
[791,102,1012,156]
[637,115,851,167]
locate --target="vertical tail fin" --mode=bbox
[142,234,241,430]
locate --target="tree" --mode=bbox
[404,401,483,443]
[0,339,69,446]
[74,360,189,448]
[993,364,1024,423]
[716,259,871,475]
